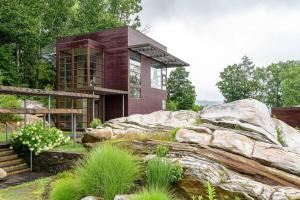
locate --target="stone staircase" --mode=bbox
[0,144,30,175]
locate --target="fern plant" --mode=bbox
[205,181,217,200]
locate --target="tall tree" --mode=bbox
[280,61,300,106]
[217,56,256,102]
[74,0,142,33]
[167,68,196,110]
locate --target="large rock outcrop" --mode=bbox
[83,99,300,200]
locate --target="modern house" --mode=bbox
[56,26,189,129]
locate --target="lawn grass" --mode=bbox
[0,132,11,143]
[51,141,87,153]
[0,177,51,200]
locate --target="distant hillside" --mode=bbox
[196,100,223,106]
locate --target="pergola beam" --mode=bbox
[0,108,82,114]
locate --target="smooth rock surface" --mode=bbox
[175,128,212,145]
[0,168,7,180]
[82,127,113,143]
[81,196,103,200]
[211,130,255,157]
[200,99,279,144]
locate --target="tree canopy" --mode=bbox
[0,0,142,89]
[167,68,196,110]
[217,56,300,107]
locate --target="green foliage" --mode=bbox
[0,95,22,122]
[11,122,69,155]
[146,158,183,190]
[166,100,178,111]
[132,189,172,200]
[49,177,83,200]
[192,195,203,200]
[77,144,141,200]
[276,126,285,145]
[280,61,300,106]
[169,163,183,183]
[217,56,256,103]
[205,181,217,200]
[90,118,102,128]
[169,128,180,138]
[156,144,169,157]
[194,117,203,125]
[191,104,203,112]
[146,158,173,190]
[218,57,300,107]
[0,0,142,89]
[167,68,196,110]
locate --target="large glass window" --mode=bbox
[129,51,141,99]
[151,60,167,90]
[90,48,103,87]
[59,50,72,90]
[74,48,87,88]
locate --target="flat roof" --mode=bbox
[129,43,189,67]
[0,85,99,99]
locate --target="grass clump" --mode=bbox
[194,117,203,125]
[90,118,102,128]
[49,177,83,200]
[146,158,183,190]
[132,189,172,200]
[156,144,169,157]
[276,126,285,145]
[77,144,141,200]
[169,128,180,138]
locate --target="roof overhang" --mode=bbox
[69,87,128,95]
[129,43,189,68]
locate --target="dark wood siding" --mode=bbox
[272,107,300,127]
[128,55,167,115]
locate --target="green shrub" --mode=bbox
[49,177,83,200]
[11,122,69,155]
[166,100,177,111]
[132,189,172,200]
[156,144,169,157]
[276,126,285,145]
[146,158,172,190]
[90,118,102,128]
[77,144,141,200]
[0,95,22,122]
[194,117,203,125]
[191,104,204,112]
[170,163,183,183]
[205,180,217,200]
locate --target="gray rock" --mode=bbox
[0,168,7,180]
[200,99,279,145]
[175,128,212,145]
[114,194,133,200]
[81,196,103,200]
[211,130,255,158]
[82,127,113,143]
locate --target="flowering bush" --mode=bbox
[11,122,69,155]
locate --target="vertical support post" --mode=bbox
[48,95,51,127]
[73,114,77,147]
[43,114,46,128]
[92,91,95,120]
[122,94,125,117]
[5,123,8,143]
[103,95,105,122]
[30,151,33,171]
[24,98,27,125]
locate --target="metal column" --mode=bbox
[23,98,27,125]
[103,95,105,122]
[122,94,125,117]
[48,95,51,127]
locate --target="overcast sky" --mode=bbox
[140,0,300,101]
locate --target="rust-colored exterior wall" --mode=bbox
[56,26,169,124]
[128,55,167,115]
[272,107,300,128]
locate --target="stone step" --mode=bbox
[0,154,18,162]
[3,163,28,172]
[0,150,14,157]
[0,143,10,149]
[7,167,31,176]
[0,158,24,168]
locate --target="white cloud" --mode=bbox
[140,0,300,101]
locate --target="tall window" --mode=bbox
[151,60,167,90]
[74,48,87,88]
[59,50,72,90]
[129,51,141,98]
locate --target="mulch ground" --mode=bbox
[0,171,52,189]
